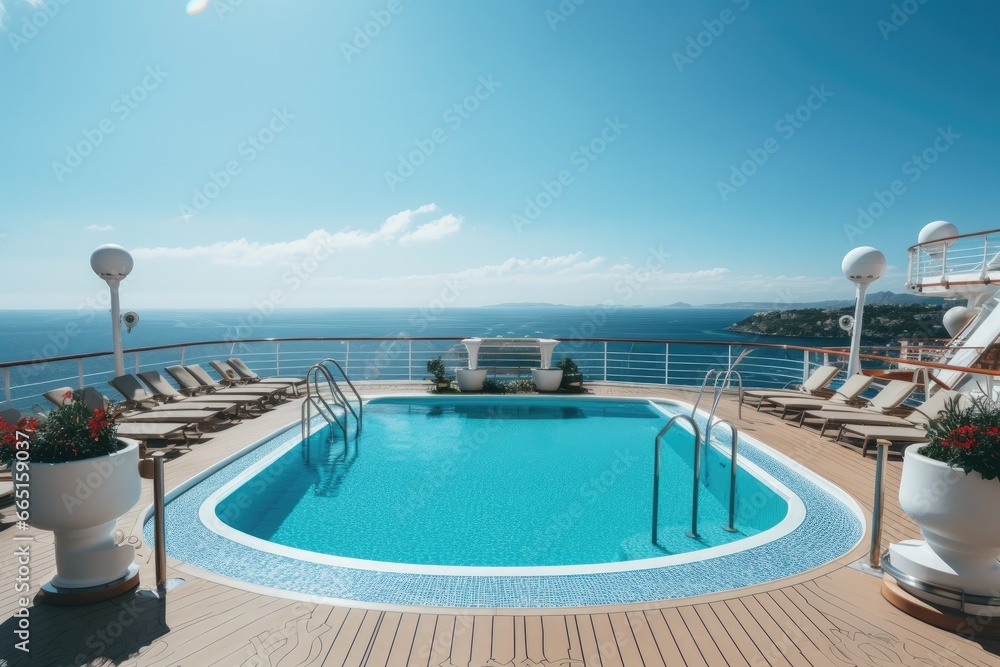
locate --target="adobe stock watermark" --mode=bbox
[511,116,627,232]
[340,0,409,63]
[7,0,72,53]
[178,107,294,221]
[843,126,959,243]
[877,0,929,41]
[673,0,751,73]
[51,66,168,182]
[384,76,501,192]
[545,0,586,31]
[716,84,834,202]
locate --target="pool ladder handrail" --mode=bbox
[301,364,349,446]
[703,365,742,535]
[315,357,363,434]
[652,414,702,543]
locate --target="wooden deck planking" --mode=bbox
[623,610,668,667]
[3,383,1000,666]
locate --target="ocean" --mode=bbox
[0,307,844,365]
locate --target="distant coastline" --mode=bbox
[726,303,949,340]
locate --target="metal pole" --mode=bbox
[108,279,125,377]
[652,435,661,544]
[869,440,888,568]
[664,343,669,385]
[603,341,608,382]
[847,282,868,376]
[153,454,167,591]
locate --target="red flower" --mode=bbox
[944,425,978,450]
[87,408,110,440]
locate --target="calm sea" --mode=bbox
[0,307,843,365]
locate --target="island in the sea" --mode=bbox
[727,304,950,341]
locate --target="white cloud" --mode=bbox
[0,2,6,29]
[134,204,451,265]
[24,0,43,6]
[399,214,463,245]
[85,224,114,232]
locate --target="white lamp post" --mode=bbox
[90,244,134,377]
[842,246,886,376]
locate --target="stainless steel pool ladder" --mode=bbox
[651,414,741,543]
[300,358,363,447]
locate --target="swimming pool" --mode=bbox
[149,396,865,607]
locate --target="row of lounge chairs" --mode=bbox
[11,358,307,454]
[741,365,968,456]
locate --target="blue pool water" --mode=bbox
[150,396,864,607]
[215,397,788,567]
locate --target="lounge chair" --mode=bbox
[166,365,286,403]
[838,390,971,455]
[741,365,841,409]
[798,380,919,432]
[228,357,306,393]
[114,421,203,451]
[759,374,874,418]
[186,364,291,401]
[138,370,267,413]
[109,374,241,416]
[40,389,202,452]
[209,360,301,394]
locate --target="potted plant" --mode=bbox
[0,390,141,602]
[889,395,1000,612]
[426,357,452,391]
[558,357,584,391]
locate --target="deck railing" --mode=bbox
[0,336,994,412]
[907,227,1000,289]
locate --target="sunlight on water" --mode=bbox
[185,0,210,15]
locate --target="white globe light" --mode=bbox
[842,246,886,285]
[90,244,134,280]
[918,220,959,248]
[943,306,977,337]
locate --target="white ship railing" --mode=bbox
[907,227,1000,291]
[0,336,993,412]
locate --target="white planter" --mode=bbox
[890,443,1000,611]
[461,338,483,369]
[531,368,563,392]
[28,439,141,590]
[456,368,488,391]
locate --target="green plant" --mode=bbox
[558,357,584,391]
[0,390,120,467]
[921,395,1000,482]
[426,356,451,386]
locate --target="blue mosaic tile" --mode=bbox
[145,402,864,608]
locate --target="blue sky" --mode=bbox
[2,1,998,308]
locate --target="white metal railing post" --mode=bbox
[275,343,281,375]
[77,358,84,389]
[134,352,140,374]
[603,341,608,381]
[664,343,669,385]
[180,346,186,366]
[940,243,949,283]
[345,340,350,377]
[3,368,10,404]
[802,350,809,384]
[407,340,413,381]
[981,235,989,281]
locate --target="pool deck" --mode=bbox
[2,382,999,666]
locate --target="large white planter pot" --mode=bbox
[531,368,563,392]
[890,443,1000,611]
[456,368,488,391]
[28,439,141,593]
